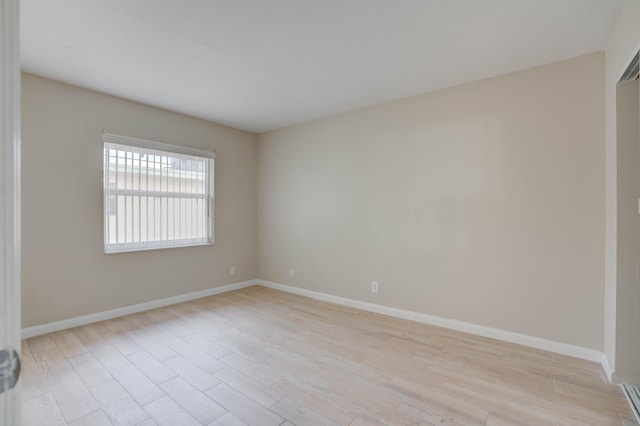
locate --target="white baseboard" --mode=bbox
[256,279,603,363]
[602,353,615,383]
[23,278,605,366]
[21,280,256,339]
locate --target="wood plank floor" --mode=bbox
[20,286,635,425]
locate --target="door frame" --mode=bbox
[0,0,21,423]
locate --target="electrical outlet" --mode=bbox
[289,269,295,278]
[371,281,379,294]
[229,266,236,276]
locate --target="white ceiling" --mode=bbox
[21,0,626,133]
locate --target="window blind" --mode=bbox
[103,133,214,253]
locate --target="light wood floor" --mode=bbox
[20,286,635,425]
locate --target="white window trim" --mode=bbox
[103,133,215,160]
[103,133,215,254]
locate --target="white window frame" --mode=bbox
[103,133,215,253]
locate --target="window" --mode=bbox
[103,133,214,253]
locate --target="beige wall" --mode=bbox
[20,46,616,355]
[604,0,640,377]
[21,73,258,327]
[257,52,605,350]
